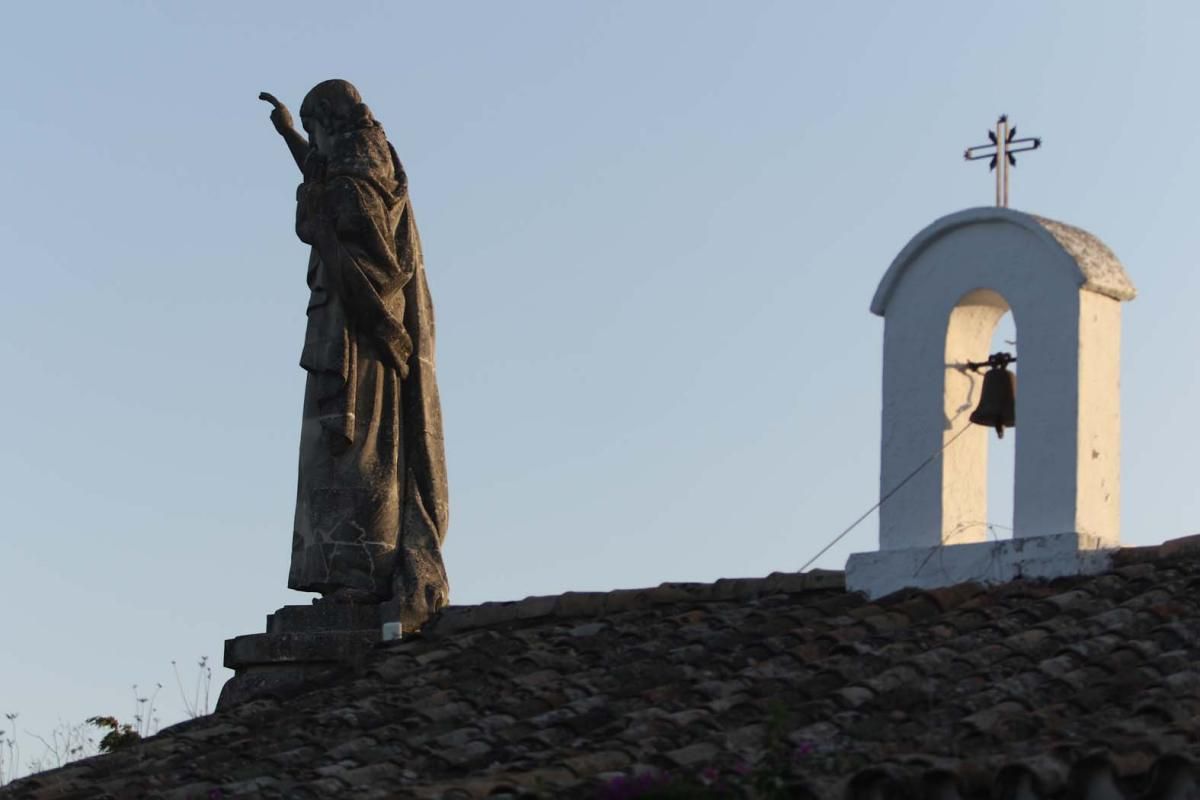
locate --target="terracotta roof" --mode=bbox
[8,537,1200,799]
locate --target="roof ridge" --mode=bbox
[419,533,1200,639]
[422,569,845,637]
[1113,532,1200,566]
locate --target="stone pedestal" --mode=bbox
[845,532,1114,600]
[217,603,390,709]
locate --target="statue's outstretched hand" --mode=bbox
[259,92,294,136]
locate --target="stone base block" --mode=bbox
[845,532,1114,600]
[225,629,379,666]
[217,602,390,710]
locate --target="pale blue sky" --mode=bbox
[2,1,1198,749]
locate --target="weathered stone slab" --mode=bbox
[225,630,378,668]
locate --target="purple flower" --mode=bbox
[733,760,753,776]
[598,771,672,800]
[599,775,630,800]
[635,771,667,790]
[794,740,815,759]
[700,766,720,784]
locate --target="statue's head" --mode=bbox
[300,79,376,152]
[299,79,399,190]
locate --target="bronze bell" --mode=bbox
[968,352,1016,438]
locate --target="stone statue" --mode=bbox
[259,80,449,625]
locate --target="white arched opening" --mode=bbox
[942,288,1012,546]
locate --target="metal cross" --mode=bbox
[964,115,1041,208]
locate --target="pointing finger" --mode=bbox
[258,92,284,110]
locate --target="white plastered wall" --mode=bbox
[1075,290,1122,544]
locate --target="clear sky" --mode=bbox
[2,0,1199,756]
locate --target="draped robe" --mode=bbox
[288,125,448,607]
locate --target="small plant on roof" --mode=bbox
[86,717,140,754]
[173,656,213,719]
[87,683,162,753]
[1,713,20,786]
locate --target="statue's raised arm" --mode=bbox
[259,91,310,173]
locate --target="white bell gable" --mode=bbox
[846,207,1135,599]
